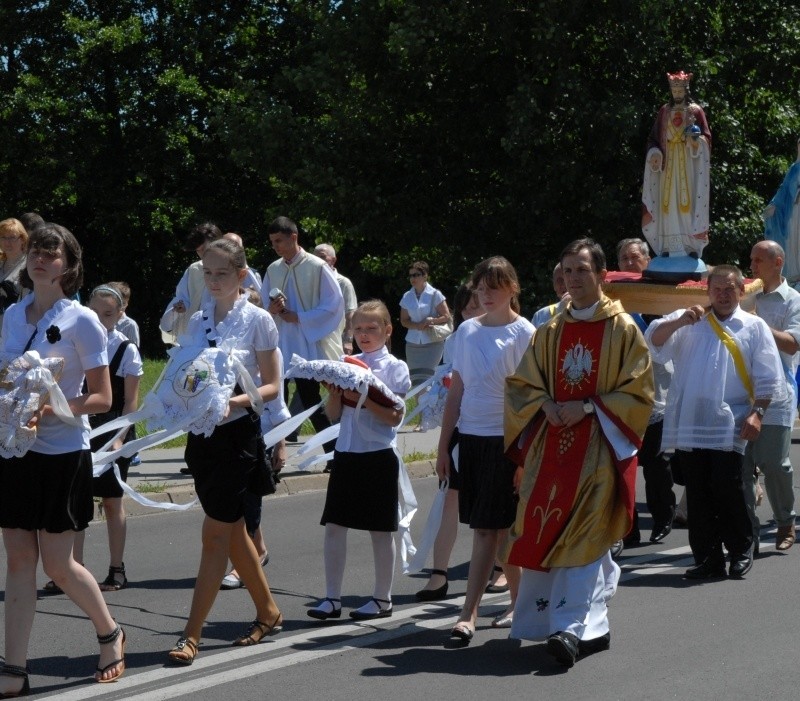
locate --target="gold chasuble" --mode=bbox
[503,296,653,571]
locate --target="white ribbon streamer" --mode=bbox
[93,462,198,511]
[406,479,448,574]
[262,401,324,449]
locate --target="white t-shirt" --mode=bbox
[400,284,446,345]
[107,329,144,379]
[1,296,108,454]
[452,315,534,436]
[335,346,411,453]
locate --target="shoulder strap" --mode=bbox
[109,340,132,376]
[706,313,754,402]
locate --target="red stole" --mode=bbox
[507,318,606,571]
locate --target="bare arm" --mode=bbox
[435,370,464,480]
[400,307,423,331]
[229,348,280,411]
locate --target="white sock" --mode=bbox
[370,531,395,604]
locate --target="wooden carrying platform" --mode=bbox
[602,271,762,315]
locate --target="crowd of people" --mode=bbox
[0,210,797,694]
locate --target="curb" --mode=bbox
[105,459,438,520]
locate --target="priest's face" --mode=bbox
[708,273,743,319]
[562,249,606,310]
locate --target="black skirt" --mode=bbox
[321,448,399,532]
[185,414,267,524]
[0,450,94,532]
[457,433,518,529]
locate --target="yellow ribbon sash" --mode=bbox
[707,313,754,402]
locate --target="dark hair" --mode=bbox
[19,223,83,296]
[267,216,298,237]
[452,282,477,327]
[560,237,606,273]
[183,221,223,251]
[471,256,521,313]
[18,212,45,235]
[409,261,429,276]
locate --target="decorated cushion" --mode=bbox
[285,354,402,409]
[143,345,238,437]
[0,352,66,458]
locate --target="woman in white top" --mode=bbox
[399,260,451,386]
[167,239,282,666]
[0,224,125,694]
[436,256,534,644]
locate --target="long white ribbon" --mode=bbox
[93,462,198,511]
[21,351,83,427]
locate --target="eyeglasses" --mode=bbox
[0,236,19,242]
[409,272,424,278]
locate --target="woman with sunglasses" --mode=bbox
[399,261,452,387]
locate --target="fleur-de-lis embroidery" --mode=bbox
[556,597,566,609]
[532,483,563,544]
[536,597,549,612]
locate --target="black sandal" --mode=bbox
[0,663,30,698]
[95,624,126,683]
[415,568,449,601]
[486,565,509,593]
[232,612,283,646]
[99,564,127,591]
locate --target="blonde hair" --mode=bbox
[353,299,392,333]
[0,218,28,261]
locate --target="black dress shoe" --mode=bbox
[415,569,449,602]
[729,555,753,579]
[546,631,579,668]
[684,558,726,580]
[623,531,641,547]
[578,632,610,658]
[349,597,392,620]
[649,521,672,543]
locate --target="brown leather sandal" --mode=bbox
[168,636,199,665]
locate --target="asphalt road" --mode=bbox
[3,428,800,700]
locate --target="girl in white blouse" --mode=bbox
[0,223,125,693]
[167,239,282,666]
[308,300,411,621]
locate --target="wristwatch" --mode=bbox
[753,406,766,418]
[583,400,595,415]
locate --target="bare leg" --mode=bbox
[39,530,123,682]
[182,515,235,643]
[229,520,280,624]
[454,528,499,632]
[493,529,520,621]
[0,529,38,695]
[419,490,459,592]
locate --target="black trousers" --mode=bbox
[640,421,676,525]
[679,448,753,565]
[284,377,336,455]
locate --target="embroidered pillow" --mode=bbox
[285,354,402,409]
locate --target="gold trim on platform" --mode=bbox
[603,275,762,316]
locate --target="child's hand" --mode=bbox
[341,389,361,404]
[323,382,343,396]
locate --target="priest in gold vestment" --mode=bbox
[502,239,654,668]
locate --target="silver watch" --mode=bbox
[753,405,766,417]
[583,400,595,415]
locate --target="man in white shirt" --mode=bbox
[746,241,800,551]
[647,265,785,579]
[261,217,344,458]
[159,222,223,345]
[531,263,569,329]
[314,243,358,354]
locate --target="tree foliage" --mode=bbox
[1,1,799,353]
